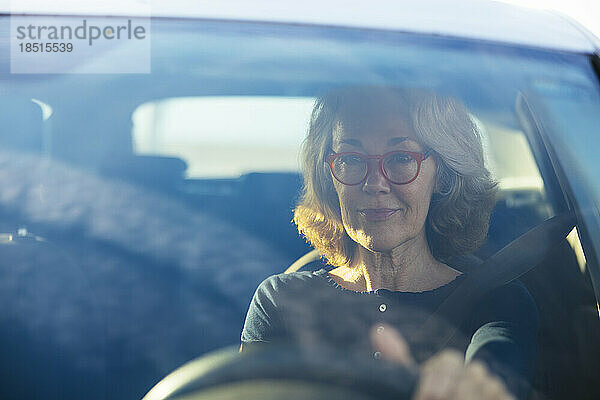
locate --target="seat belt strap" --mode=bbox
[421,211,577,352]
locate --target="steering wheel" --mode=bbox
[143,211,576,400]
[142,344,417,400]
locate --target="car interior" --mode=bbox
[1,16,600,400]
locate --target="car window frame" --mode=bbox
[516,73,600,304]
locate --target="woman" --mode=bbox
[241,87,539,400]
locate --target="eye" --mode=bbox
[387,152,414,164]
[338,154,364,165]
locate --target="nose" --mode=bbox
[363,160,391,195]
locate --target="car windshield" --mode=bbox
[1,13,600,400]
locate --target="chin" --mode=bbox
[359,236,402,254]
[347,225,412,254]
[359,227,421,254]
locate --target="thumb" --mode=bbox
[370,324,416,366]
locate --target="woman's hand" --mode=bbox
[370,324,515,400]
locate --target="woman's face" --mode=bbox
[331,105,438,253]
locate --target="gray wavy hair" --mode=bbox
[293,86,498,266]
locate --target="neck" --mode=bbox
[330,231,461,292]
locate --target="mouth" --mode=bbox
[358,208,400,221]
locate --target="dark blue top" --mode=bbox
[241,268,539,399]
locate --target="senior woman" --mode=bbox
[241,87,539,400]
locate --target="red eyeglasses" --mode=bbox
[326,150,432,186]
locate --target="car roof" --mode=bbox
[4,0,600,53]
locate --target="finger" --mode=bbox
[453,361,515,400]
[370,324,415,366]
[453,361,488,400]
[413,350,464,400]
[482,375,516,400]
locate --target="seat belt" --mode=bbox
[284,249,322,274]
[421,211,577,352]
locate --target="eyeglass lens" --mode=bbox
[331,152,418,185]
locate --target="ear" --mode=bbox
[433,161,444,194]
[434,164,454,197]
[433,175,443,194]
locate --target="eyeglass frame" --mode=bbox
[325,149,433,186]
